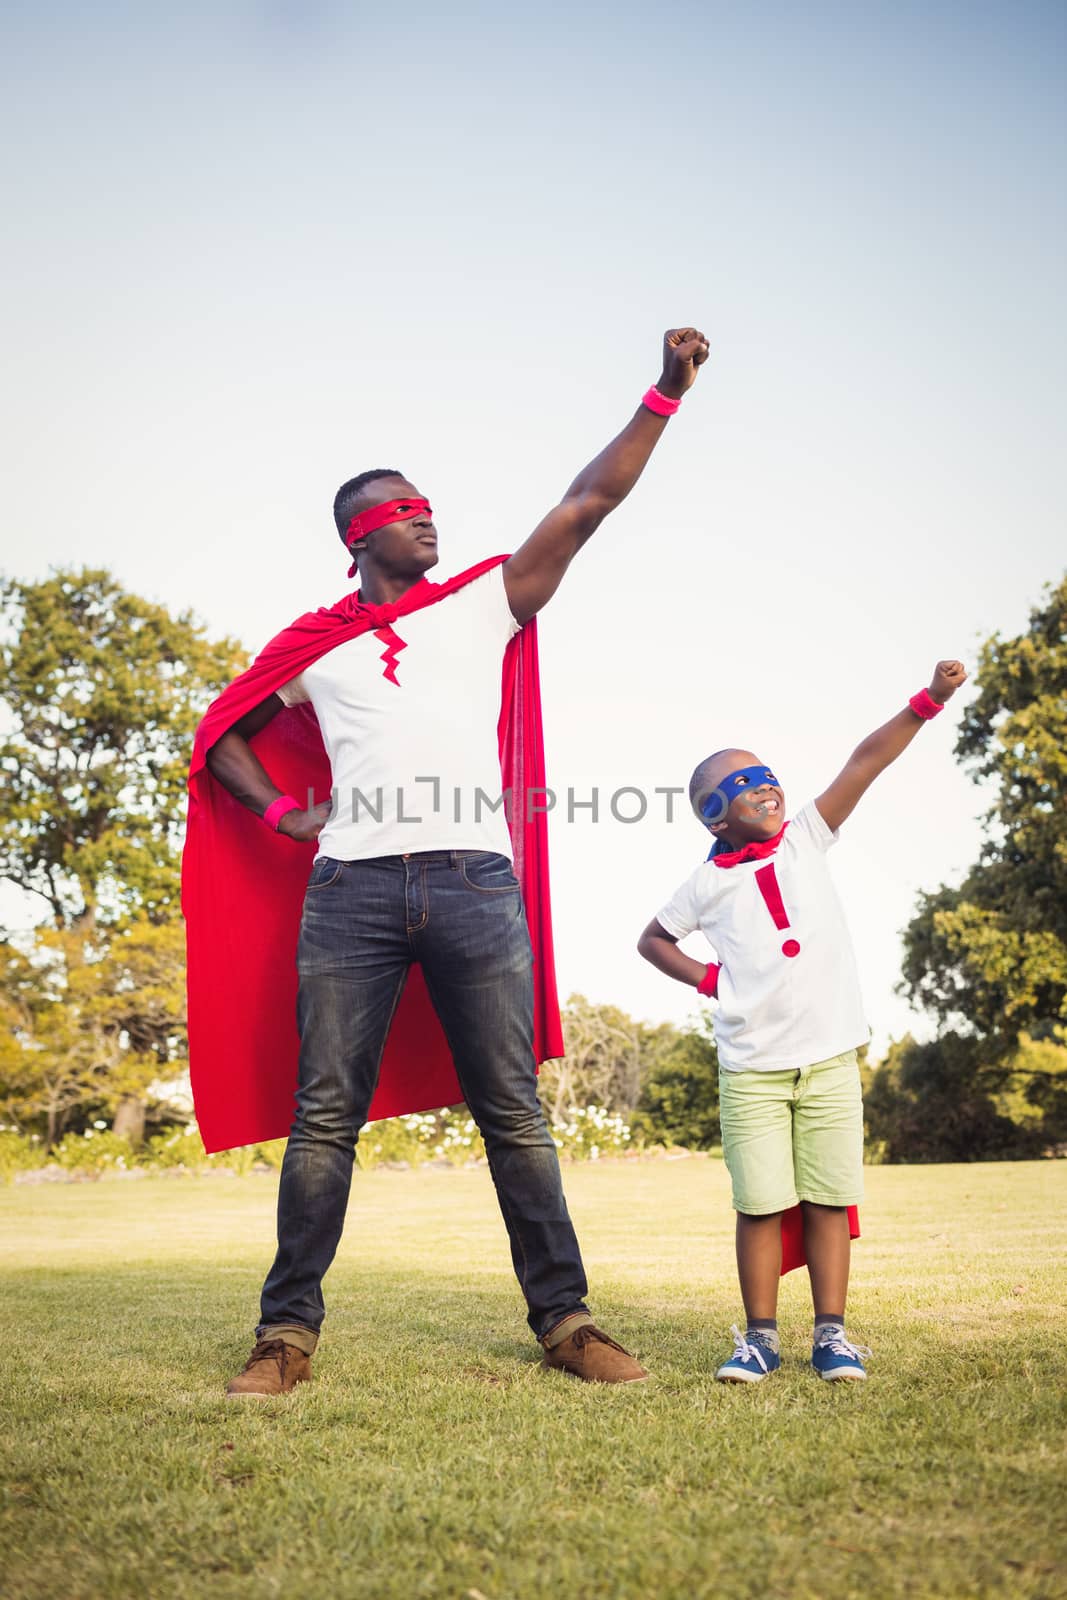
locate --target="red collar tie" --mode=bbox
[710,822,789,869]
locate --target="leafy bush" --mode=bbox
[146,1125,289,1173]
[4,1107,636,1180]
[429,1112,485,1166]
[549,1105,630,1160]
[0,1128,44,1183]
[145,1125,211,1170]
[52,1127,136,1174]
[254,1139,288,1170]
[356,1112,443,1171]
[354,1105,633,1170]
[354,1109,495,1170]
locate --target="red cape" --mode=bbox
[183,556,563,1154]
[779,1203,859,1276]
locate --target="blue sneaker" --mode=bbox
[811,1325,870,1381]
[715,1326,781,1383]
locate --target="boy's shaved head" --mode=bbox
[689,748,761,810]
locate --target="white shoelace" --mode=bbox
[727,1325,770,1372]
[816,1330,872,1361]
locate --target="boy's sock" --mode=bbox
[814,1313,845,1341]
[746,1317,780,1354]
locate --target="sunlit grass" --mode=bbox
[3,1158,1064,1599]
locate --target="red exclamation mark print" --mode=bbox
[754,862,801,958]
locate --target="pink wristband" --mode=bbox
[908,688,944,721]
[263,795,301,831]
[641,385,682,417]
[697,962,721,998]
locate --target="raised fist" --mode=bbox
[929,660,968,704]
[659,326,710,398]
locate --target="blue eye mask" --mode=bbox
[699,764,780,827]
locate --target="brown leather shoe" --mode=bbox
[225,1338,311,1400]
[541,1323,649,1384]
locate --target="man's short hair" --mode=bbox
[333,468,405,545]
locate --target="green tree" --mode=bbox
[1006,1032,1067,1149]
[884,576,1067,1159]
[0,938,98,1146]
[864,1032,1041,1164]
[1,568,245,929]
[900,573,1067,1041]
[535,996,723,1150]
[630,1012,720,1149]
[0,569,245,1142]
[538,995,650,1122]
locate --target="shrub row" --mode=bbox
[0,1105,634,1181]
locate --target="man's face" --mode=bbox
[693,748,786,844]
[350,476,439,575]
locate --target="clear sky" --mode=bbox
[2,1,1064,1053]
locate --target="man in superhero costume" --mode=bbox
[184,327,709,1396]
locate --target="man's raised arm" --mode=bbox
[502,326,709,624]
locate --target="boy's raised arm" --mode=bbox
[814,659,967,833]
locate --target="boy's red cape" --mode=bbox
[779,1204,859,1275]
[182,555,562,1155]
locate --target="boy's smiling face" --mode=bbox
[690,747,786,848]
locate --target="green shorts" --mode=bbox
[718,1049,865,1215]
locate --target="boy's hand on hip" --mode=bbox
[658,326,710,399]
[929,659,968,703]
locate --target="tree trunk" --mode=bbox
[112,1095,146,1147]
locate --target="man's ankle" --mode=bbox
[541,1311,596,1349]
[255,1323,319,1356]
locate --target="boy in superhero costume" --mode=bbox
[637,659,967,1382]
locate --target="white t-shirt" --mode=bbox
[656,802,870,1073]
[277,566,521,861]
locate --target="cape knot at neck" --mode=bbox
[710,821,789,868]
[370,601,399,625]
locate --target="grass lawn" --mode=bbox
[2,1157,1065,1600]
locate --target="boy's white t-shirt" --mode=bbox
[276,566,522,861]
[656,802,870,1073]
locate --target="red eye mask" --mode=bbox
[345,498,433,577]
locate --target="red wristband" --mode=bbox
[908,688,944,721]
[642,385,682,417]
[263,795,301,831]
[697,962,721,998]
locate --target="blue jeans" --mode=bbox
[259,851,590,1340]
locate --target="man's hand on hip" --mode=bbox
[278,801,333,842]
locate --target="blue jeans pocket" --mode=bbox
[458,852,520,894]
[306,857,345,892]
